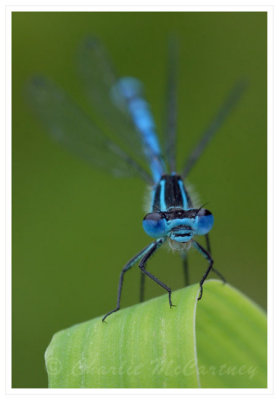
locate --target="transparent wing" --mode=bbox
[27,77,152,183]
[77,37,148,160]
[181,80,248,178]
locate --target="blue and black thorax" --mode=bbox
[151,173,192,212]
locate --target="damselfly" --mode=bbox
[28,38,245,322]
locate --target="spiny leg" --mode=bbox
[139,240,174,308]
[205,234,226,283]
[205,233,211,253]
[102,241,161,322]
[193,240,214,300]
[140,237,167,302]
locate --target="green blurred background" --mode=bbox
[12,12,267,388]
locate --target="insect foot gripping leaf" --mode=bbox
[45,280,267,388]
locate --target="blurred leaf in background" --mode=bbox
[12,12,267,388]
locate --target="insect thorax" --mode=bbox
[151,174,193,212]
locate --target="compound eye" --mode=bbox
[195,209,214,235]
[142,212,167,238]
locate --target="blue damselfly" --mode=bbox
[28,38,245,321]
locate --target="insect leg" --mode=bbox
[139,239,174,308]
[193,240,214,300]
[102,241,160,322]
[140,237,167,302]
[205,234,226,283]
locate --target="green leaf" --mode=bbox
[45,280,267,388]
